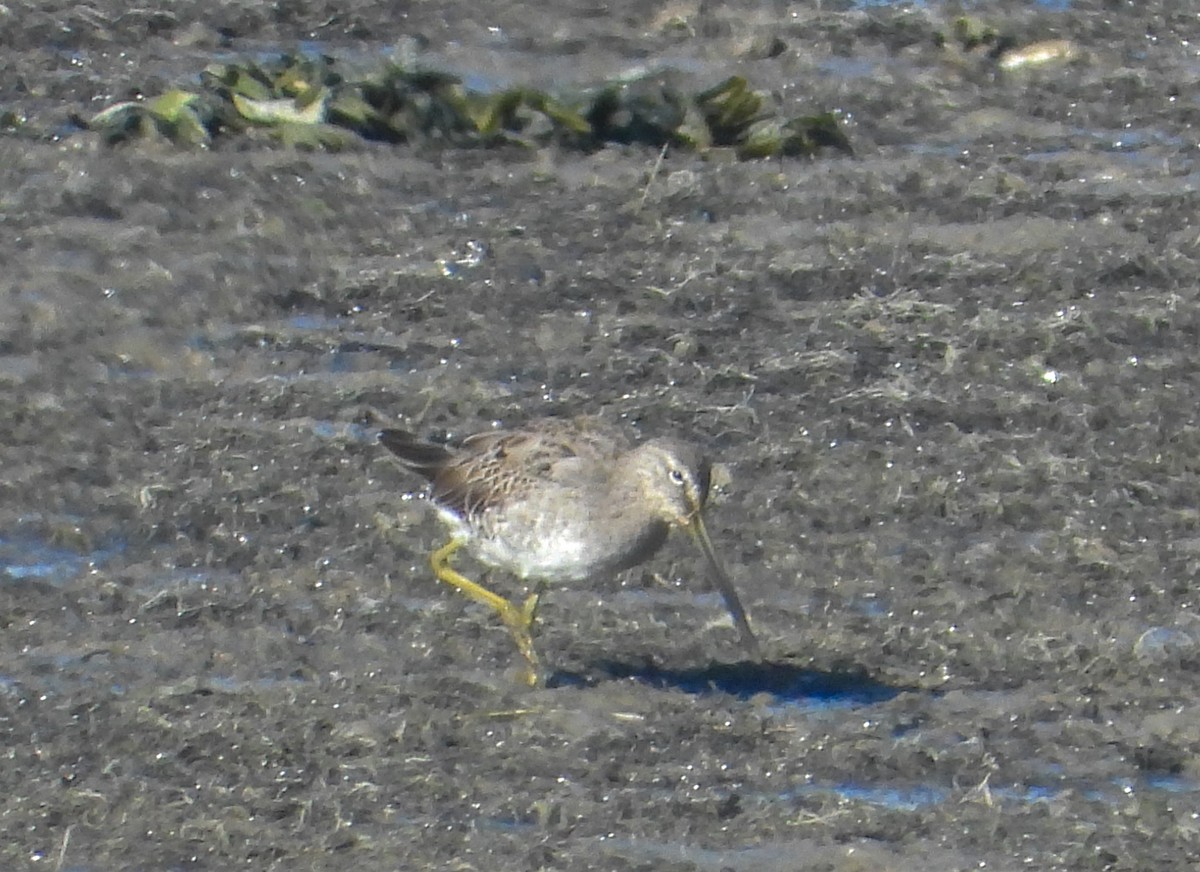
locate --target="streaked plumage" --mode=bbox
[380,417,760,682]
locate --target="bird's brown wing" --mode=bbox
[381,417,632,519]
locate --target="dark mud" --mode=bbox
[3,1,1200,869]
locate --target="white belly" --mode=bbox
[435,502,668,583]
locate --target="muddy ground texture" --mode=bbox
[4,1,1200,869]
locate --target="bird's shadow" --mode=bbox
[547,658,905,707]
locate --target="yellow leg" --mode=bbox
[430,539,542,685]
[521,579,547,626]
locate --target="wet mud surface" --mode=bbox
[4,1,1200,869]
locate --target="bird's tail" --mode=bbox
[378,429,453,482]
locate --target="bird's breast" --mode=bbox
[469,505,671,582]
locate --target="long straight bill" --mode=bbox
[688,515,762,660]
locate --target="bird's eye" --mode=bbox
[669,469,686,485]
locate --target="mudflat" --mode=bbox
[2,1,1198,869]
